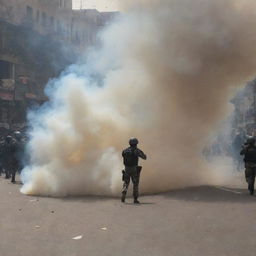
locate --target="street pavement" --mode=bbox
[0,175,256,256]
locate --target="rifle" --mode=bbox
[137,166,142,174]
[137,166,142,182]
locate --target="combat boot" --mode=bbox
[11,173,16,183]
[134,198,140,204]
[121,192,126,203]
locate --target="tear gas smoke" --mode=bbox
[21,0,256,196]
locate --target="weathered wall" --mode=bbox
[0,0,73,42]
[0,0,116,128]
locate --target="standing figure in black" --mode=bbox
[121,138,147,204]
[0,136,5,176]
[240,137,256,195]
[13,131,25,175]
[2,135,16,182]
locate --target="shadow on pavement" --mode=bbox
[59,195,156,205]
[124,202,155,206]
[162,185,255,203]
[12,181,23,185]
[60,195,115,203]
[56,186,254,204]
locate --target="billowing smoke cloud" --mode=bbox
[21,0,256,196]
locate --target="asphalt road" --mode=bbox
[0,175,255,256]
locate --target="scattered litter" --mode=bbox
[35,225,40,229]
[18,209,22,211]
[72,235,83,240]
[51,211,54,213]
[101,227,107,231]
[29,199,37,202]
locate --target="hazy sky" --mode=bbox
[72,0,118,11]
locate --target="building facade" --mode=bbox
[0,0,116,132]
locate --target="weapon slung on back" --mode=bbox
[137,166,142,174]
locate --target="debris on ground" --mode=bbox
[72,235,83,240]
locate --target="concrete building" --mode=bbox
[0,0,92,48]
[0,0,72,37]
[0,0,117,51]
[0,0,116,132]
[71,9,118,50]
[0,0,74,131]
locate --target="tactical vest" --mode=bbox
[123,147,139,167]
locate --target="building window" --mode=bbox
[75,31,80,44]
[26,6,33,21]
[0,108,8,124]
[57,20,61,34]
[42,12,46,26]
[0,60,13,79]
[50,16,54,27]
[36,10,40,23]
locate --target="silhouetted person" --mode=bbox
[2,135,16,182]
[240,137,256,195]
[13,131,25,175]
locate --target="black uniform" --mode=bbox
[0,139,5,176]
[14,138,25,174]
[2,138,17,182]
[240,143,256,195]
[122,146,147,201]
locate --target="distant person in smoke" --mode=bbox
[121,138,147,204]
[13,131,25,175]
[232,130,245,171]
[240,137,256,195]
[0,136,5,176]
[2,135,17,182]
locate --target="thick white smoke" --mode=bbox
[21,0,256,196]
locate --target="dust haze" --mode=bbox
[21,0,256,196]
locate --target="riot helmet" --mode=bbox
[13,131,22,140]
[129,138,139,146]
[5,135,12,143]
[246,137,256,145]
